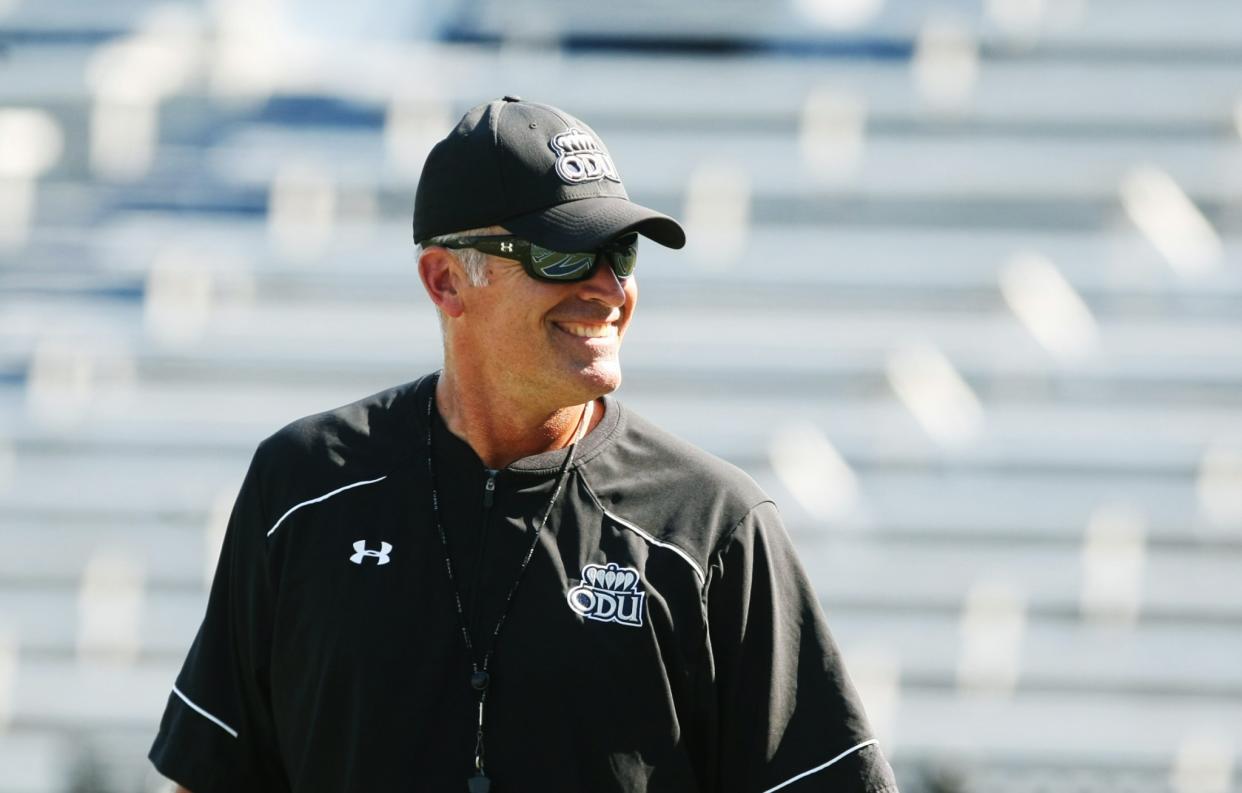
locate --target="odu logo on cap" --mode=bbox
[550,128,620,185]
[567,562,645,627]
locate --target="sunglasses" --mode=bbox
[435,234,638,283]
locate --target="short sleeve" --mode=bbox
[705,501,899,793]
[149,446,287,792]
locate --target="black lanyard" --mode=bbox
[425,390,590,792]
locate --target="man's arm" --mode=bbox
[705,500,900,792]
[148,443,288,792]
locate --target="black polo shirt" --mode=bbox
[149,374,898,793]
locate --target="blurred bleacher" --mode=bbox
[2,0,1241,791]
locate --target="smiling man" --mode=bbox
[149,97,899,793]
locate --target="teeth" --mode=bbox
[558,322,616,339]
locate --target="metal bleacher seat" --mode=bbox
[2,0,1241,791]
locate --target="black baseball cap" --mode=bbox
[413,96,685,251]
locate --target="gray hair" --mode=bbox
[417,225,508,287]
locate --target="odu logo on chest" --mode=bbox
[567,562,645,627]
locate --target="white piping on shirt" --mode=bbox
[172,684,239,739]
[603,508,706,587]
[761,738,878,793]
[266,476,388,537]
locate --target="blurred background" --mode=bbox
[2,0,1241,790]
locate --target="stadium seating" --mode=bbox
[1,0,1240,790]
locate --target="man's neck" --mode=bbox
[434,369,602,469]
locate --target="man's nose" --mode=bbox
[576,258,628,306]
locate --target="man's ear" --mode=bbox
[418,248,466,318]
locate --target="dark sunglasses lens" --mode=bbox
[608,245,637,277]
[606,234,638,278]
[530,246,597,280]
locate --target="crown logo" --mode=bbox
[582,562,638,592]
[552,129,600,154]
[567,562,644,627]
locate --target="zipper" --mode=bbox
[483,469,497,509]
[469,469,499,642]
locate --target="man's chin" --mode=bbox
[568,361,622,402]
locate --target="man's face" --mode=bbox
[453,249,638,409]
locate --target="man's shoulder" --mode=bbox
[250,378,427,489]
[583,402,773,564]
[613,408,765,501]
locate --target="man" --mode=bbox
[150,96,898,793]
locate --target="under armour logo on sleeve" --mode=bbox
[350,540,392,565]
